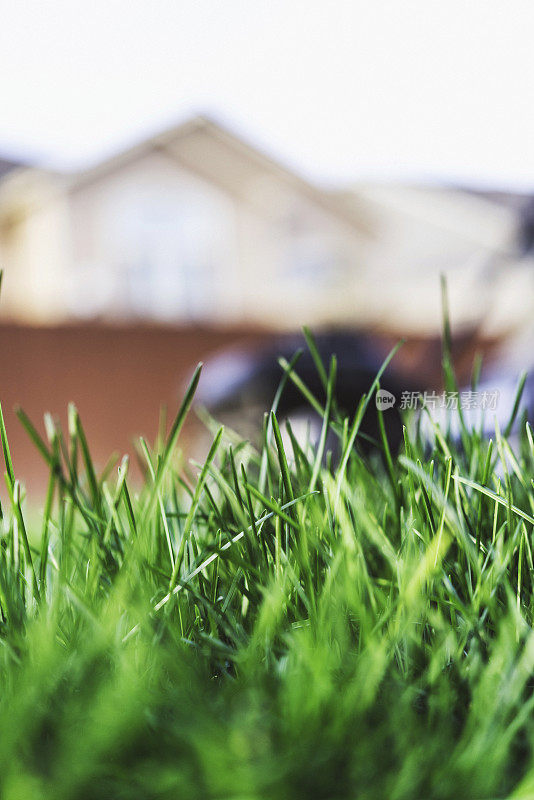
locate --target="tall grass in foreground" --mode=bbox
[1,341,534,799]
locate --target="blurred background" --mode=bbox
[1,0,534,491]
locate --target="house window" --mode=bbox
[282,210,342,290]
[111,192,218,320]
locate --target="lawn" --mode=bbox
[1,329,534,799]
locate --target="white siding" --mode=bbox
[67,151,238,321]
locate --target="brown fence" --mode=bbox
[0,322,269,498]
[0,321,495,501]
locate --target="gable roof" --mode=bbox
[68,115,370,235]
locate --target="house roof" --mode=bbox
[67,115,371,235]
[332,182,521,254]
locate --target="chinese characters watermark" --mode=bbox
[375,389,500,411]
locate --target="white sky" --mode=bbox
[1,0,533,189]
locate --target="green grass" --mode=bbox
[1,336,534,799]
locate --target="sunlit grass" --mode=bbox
[0,327,534,798]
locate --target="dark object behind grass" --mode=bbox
[197,327,410,460]
[1,338,534,799]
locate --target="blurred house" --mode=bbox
[2,119,534,493]
[335,184,534,334]
[0,115,533,335]
[0,117,369,330]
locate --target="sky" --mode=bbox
[1,0,534,189]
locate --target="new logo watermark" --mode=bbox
[375,389,396,411]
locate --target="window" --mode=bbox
[107,185,221,320]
